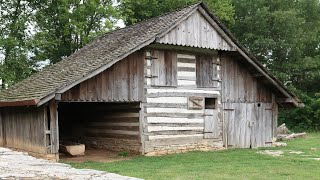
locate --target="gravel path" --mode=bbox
[0,147,141,180]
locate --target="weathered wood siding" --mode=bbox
[0,106,48,154]
[58,102,141,153]
[143,50,223,153]
[221,53,273,103]
[0,108,4,146]
[61,51,144,102]
[224,103,273,148]
[221,53,277,148]
[158,10,233,51]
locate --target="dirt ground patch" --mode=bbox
[60,148,135,163]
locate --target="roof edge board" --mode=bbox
[0,99,39,107]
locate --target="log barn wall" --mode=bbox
[61,50,145,102]
[221,53,278,148]
[142,50,224,155]
[58,102,141,153]
[0,106,48,154]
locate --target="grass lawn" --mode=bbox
[66,133,320,180]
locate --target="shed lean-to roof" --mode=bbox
[0,2,302,107]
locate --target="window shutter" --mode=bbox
[196,55,219,87]
[151,50,177,86]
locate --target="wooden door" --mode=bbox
[204,109,219,139]
[224,103,251,148]
[224,103,273,148]
[250,103,273,148]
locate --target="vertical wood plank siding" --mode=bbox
[49,100,59,154]
[221,53,273,103]
[221,52,277,148]
[0,106,47,154]
[159,11,233,51]
[0,108,4,146]
[61,51,144,102]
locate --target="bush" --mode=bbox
[279,91,320,132]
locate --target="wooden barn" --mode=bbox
[0,3,302,161]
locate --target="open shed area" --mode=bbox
[58,102,141,156]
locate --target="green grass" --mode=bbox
[67,133,320,180]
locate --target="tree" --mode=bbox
[0,0,35,88]
[230,0,320,130]
[29,0,120,64]
[119,0,235,26]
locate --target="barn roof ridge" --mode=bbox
[0,2,302,107]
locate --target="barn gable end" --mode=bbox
[158,10,234,51]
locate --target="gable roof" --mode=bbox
[0,2,302,107]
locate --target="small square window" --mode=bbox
[205,98,217,109]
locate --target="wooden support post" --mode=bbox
[49,100,59,156]
[272,94,278,139]
[139,102,145,155]
[0,108,3,146]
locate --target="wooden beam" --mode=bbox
[0,99,39,107]
[276,98,293,103]
[49,100,59,154]
[147,44,219,55]
[54,93,62,101]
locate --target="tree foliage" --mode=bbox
[29,0,120,64]
[119,0,235,26]
[230,0,320,131]
[0,0,35,87]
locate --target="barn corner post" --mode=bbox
[272,94,278,139]
[0,107,4,146]
[48,100,59,161]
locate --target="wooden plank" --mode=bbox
[0,108,3,146]
[145,113,204,118]
[146,107,203,114]
[148,134,203,140]
[147,92,219,98]
[272,95,278,138]
[144,103,188,108]
[88,122,140,127]
[87,129,139,136]
[147,97,187,104]
[49,100,59,154]
[139,102,145,154]
[204,109,219,139]
[147,126,203,132]
[147,117,203,124]
[147,88,220,94]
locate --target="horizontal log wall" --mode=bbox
[221,53,273,103]
[58,102,141,153]
[61,50,144,102]
[0,106,47,154]
[143,51,224,154]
